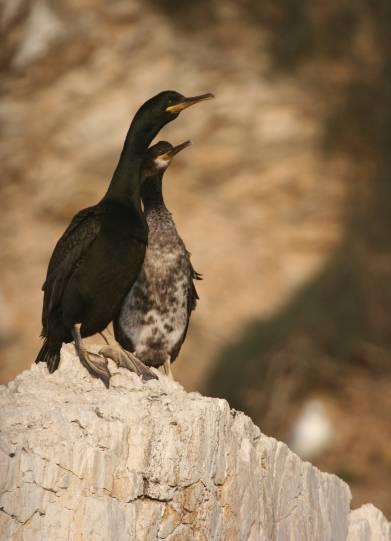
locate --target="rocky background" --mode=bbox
[1,0,390,516]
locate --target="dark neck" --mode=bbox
[102,153,144,211]
[141,174,166,210]
[124,112,166,155]
[102,112,167,209]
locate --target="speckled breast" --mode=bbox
[116,208,193,367]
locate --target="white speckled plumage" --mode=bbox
[115,204,199,368]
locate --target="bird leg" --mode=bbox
[100,345,158,382]
[72,324,111,388]
[163,358,174,381]
[99,331,110,345]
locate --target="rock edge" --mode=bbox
[0,345,389,540]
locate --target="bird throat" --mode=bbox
[103,150,144,212]
[141,175,165,209]
[103,113,168,210]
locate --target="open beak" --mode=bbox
[165,93,214,113]
[157,140,192,162]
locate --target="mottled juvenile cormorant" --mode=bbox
[36,91,213,387]
[112,140,201,379]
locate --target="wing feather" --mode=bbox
[41,207,101,334]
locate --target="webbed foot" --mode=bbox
[72,324,111,387]
[100,345,158,382]
[79,349,111,388]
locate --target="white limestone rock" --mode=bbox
[0,345,388,540]
[347,504,390,541]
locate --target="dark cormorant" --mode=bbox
[111,140,201,379]
[35,91,213,387]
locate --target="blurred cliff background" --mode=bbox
[1,0,390,516]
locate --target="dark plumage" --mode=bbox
[36,91,213,386]
[113,141,201,378]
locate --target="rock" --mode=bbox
[0,345,388,540]
[347,504,390,541]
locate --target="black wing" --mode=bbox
[41,206,101,334]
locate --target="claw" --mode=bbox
[100,345,158,382]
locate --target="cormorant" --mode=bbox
[111,140,201,379]
[35,91,213,387]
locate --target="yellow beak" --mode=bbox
[165,93,214,113]
[156,140,192,161]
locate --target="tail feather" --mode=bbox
[35,338,61,373]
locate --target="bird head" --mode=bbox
[147,91,214,119]
[126,90,213,158]
[131,91,214,147]
[142,140,191,177]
